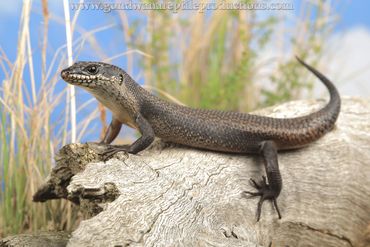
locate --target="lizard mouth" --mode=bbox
[61,69,94,86]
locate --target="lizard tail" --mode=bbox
[295,56,341,120]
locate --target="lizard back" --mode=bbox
[139,58,340,153]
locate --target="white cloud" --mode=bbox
[323,27,370,98]
[256,26,370,99]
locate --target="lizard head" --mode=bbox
[61,61,142,118]
[61,61,125,91]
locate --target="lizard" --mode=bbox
[61,57,341,221]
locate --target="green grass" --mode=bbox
[133,1,335,112]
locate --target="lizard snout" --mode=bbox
[61,69,70,80]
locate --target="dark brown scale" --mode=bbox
[60,57,341,222]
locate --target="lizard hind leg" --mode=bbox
[244,140,283,221]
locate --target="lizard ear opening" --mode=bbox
[118,74,124,85]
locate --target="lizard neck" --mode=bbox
[93,72,146,129]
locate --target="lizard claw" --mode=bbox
[244,176,282,221]
[101,145,130,161]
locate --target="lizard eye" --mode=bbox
[86,65,98,75]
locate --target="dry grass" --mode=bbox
[132,1,336,111]
[0,0,115,236]
[0,0,77,236]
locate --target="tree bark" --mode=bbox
[32,97,370,247]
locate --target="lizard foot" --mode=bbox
[244,176,282,221]
[101,145,130,161]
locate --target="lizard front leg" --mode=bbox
[244,140,282,221]
[102,114,155,158]
[100,117,122,144]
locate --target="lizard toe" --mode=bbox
[101,145,130,161]
[243,176,282,221]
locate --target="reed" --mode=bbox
[0,0,103,236]
[131,1,335,111]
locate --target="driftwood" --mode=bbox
[31,97,370,247]
[0,231,70,247]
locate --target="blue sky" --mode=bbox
[0,1,369,143]
[1,1,369,65]
[335,1,370,30]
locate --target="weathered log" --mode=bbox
[32,97,370,247]
[0,231,70,247]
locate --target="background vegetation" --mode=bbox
[0,1,337,237]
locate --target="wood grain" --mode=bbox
[33,97,370,247]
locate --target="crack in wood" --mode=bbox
[290,221,354,247]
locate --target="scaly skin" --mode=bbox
[61,57,341,221]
